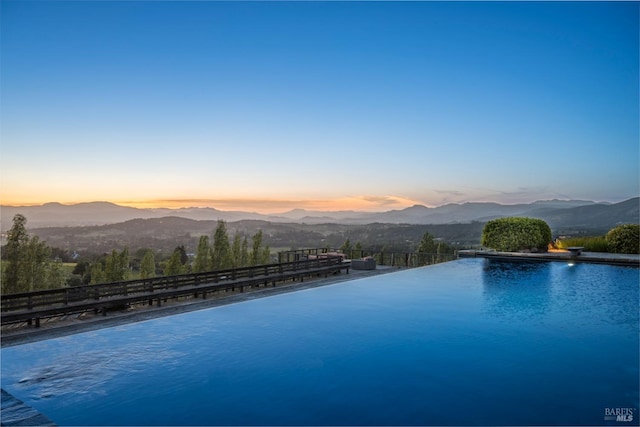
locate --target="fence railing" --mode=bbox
[1,256,348,326]
[278,248,457,267]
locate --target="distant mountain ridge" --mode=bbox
[1,198,637,231]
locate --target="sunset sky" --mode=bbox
[1,1,638,213]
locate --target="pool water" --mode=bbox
[1,258,638,426]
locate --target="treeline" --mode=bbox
[67,220,272,286]
[192,220,271,273]
[29,219,485,257]
[1,215,272,293]
[2,214,459,294]
[337,230,455,257]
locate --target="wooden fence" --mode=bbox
[1,256,348,327]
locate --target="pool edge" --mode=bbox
[458,249,640,267]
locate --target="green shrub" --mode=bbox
[481,217,552,252]
[557,236,608,252]
[606,224,640,254]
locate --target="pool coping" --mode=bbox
[458,249,640,267]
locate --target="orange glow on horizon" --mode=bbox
[114,195,425,213]
[1,195,427,214]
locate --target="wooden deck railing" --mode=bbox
[1,256,349,327]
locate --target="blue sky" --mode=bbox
[1,1,638,212]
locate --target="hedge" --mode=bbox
[481,217,552,252]
[606,224,640,254]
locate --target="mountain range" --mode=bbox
[1,198,638,231]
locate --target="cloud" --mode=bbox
[120,198,322,212]
[433,190,466,197]
[426,186,591,206]
[357,195,424,207]
[421,186,584,206]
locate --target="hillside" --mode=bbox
[2,198,637,230]
[29,219,486,258]
[3,198,637,258]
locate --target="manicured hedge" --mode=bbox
[606,224,640,254]
[481,217,552,252]
[556,236,608,252]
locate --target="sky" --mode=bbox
[1,1,638,213]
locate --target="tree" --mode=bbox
[231,234,242,268]
[417,231,437,254]
[354,241,363,258]
[2,214,63,293]
[175,245,188,265]
[2,214,29,293]
[340,239,352,257]
[93,248,130,284]
[212,220,232,270]
[22,236,52,292]
[119,247,130,280]
[481,217,552,252]
[261,246,271,264]
[71,260,91,284]
[46,259,65,289]
[194,235,212,273]
[140,249,156,279]
[251,230,264,265]
[90,262,106,284]
[105,248,130,282]
[72,261,90,277]
[606,224,640,254]
[240,236,249,267]
[164,249,187,276]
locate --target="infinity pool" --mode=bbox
[1,258,638,426]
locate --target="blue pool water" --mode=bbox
[1,258,638,426]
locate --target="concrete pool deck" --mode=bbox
[1,265,400,348]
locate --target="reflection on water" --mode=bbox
[549,262,639,331]
[482,259,552,321]
[482,259,639,330]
